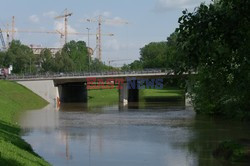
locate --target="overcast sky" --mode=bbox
[1,0,211,66]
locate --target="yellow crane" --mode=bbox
[1,28,114,48]
[54,9,73,44]
[11,16,15,41]
[1,15,115,54]
[86,15,128,61]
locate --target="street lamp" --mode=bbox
[86,27,90,47]
[86,27,90,71]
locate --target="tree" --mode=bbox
[176,0,250,118]
[165,32,186,74]
[136,32,185,73]
[38,49,55,72]
[2,40,37,73]
[140,42,167,69]
[53,52,74,72]
[61,40,89,72]
[121,60,143,71]
[90,58,109,72]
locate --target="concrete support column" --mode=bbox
[119,83,128,105]
[185,81,193,107]
[185,93,192,107]
[119,81,139,105]
[58,82,87,103]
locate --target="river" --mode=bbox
[18,102,250,166]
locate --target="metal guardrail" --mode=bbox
[4,69,176,80]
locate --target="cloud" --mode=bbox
[155,0,210,12]
[43,11,58,18]
[92,11,111,18]
[29,15,39,23]
[104,39,139,51]
[102,11,112,17]
[54,21,77,33]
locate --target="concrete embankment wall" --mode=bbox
[18,80,57,103]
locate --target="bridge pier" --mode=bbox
[119,82,139,105]
[185,80,193,107]
[58,82,87,103]
[119,83,128,105]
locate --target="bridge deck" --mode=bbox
[4,70,193,85]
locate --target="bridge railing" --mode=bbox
[4,69,176,80]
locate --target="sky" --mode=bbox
[0,0,211,66]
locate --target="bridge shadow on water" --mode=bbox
[58,99,186,113]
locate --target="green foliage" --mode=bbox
[176,0,250,118]
[0,80,49,165]
[0,40,37,73]
[38,48,56,72]
[0,40,112,73]
[62,40,89,72]
[121,60,143,71]
[140,41,168,68]
[52,52,75,72]
[124,32,185,74]
[213,140,250,162]
[90,58,110,72]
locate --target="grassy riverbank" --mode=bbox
[88,87,184,107]
[88,89,119,107]
[0,80,50,166]
[140,88,184,102]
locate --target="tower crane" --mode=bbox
[1,28,114,48]
[11,16,15,41]
[1,15,115,52]
[54,9,72,44]
[86,15,128,61]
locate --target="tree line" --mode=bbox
[123,0,250,119]
[0,40,110,74]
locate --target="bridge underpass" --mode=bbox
[55,80,140,105]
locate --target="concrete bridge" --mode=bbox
[7,70,192,106]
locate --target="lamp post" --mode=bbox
[86,28,90,71]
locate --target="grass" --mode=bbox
[88,88,119,107]
[0,80,50,166]
[87,87,185,107]
[140,88,184,97]
[140,87,184,102]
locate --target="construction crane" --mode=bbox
[1,28,114,52]
[1,15,114,52]
[1,29,65,47]
[86,15,128,61]
[11,16,15,41]
[54,9,73,44]
[0,28,6,50]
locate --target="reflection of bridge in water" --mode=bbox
[8,70,193,106]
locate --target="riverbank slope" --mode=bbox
[0,80,50,165]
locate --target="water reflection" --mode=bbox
[186,116,250,166]
[18,102,250,166]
